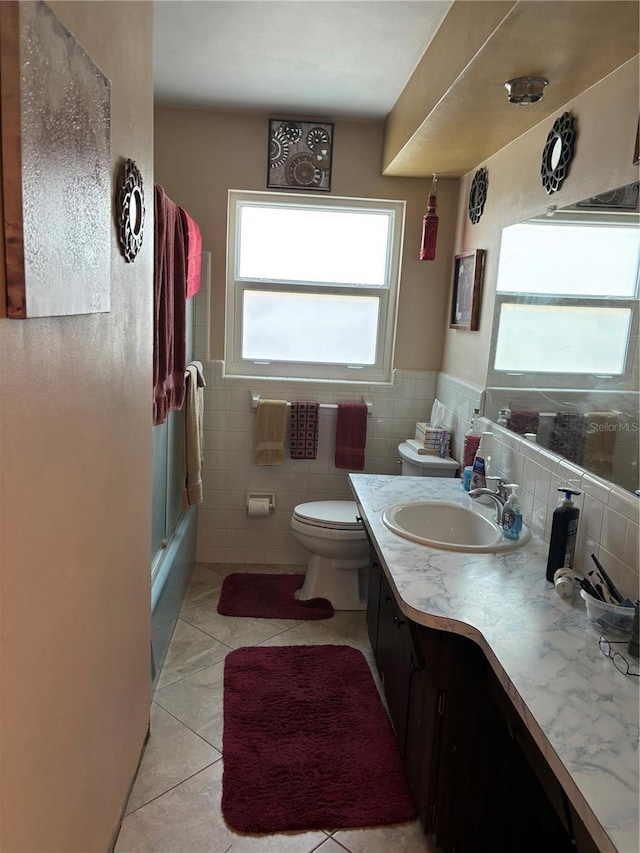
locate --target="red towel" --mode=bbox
[334,403,368,471]
[290,401,319,460]
[507,410,539,436]
[153,184,187,426]
[179,207,202,298]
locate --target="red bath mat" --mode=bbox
[222,645,416,833]
[217,573,334,620]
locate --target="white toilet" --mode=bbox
[290,501,370,610]
[290,447,458,611]
[397,441,459,477]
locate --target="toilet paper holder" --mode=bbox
[246,492,276,514]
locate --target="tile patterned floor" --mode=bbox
[115,564,439,853]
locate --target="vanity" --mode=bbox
[349,473,639,853]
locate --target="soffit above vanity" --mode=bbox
[382,0,640,178]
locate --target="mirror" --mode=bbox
[486,181,639,494]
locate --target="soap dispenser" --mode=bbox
[502,485,522,541]
[463,409,482,468]
[545,488,581,582]
[470,431,493,491]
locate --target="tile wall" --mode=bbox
[485,417,640,598]
[195,362,441,564]
[191,264,638,596]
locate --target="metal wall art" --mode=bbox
[267,119,333,192]
[117,159,145,262]
[0,0,111,318]
[468,167,488,224]
[541,112,576,195]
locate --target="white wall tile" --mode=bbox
[581,472,613,505]
[601,506,628,560]
[193,364,639,570]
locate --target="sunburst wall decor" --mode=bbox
[267,119,333,192]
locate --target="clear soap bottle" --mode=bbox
[502,485,522,541]
[463,409,482,469]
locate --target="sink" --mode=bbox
[381,501,529,552]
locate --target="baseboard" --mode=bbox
[108,722,151,853]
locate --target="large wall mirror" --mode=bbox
[486,182,639,494]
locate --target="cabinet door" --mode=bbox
[404,627,445,834]
[366,554,382,655]
[431,635,482,851]
[376,572,414,753]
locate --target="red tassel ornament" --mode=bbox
[419,175,439,261]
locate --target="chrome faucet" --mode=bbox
[468,488,506,525]
[469,477,509,525]
[486,476,509,502]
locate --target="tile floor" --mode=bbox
[115,563,439,853]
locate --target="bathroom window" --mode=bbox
[488,216,639,389]
[225,190,405,381]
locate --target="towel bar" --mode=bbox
[250,391,372,416]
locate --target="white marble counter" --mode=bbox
[349,474,639,853]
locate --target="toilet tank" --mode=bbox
[398,442,459,478]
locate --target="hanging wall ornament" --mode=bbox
[117,159,145,262]
[541,112,576,195]
[468,167,488,224]
[419,174,439,261]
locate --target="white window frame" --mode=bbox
[225,190,405,381]
[488,212,639,391]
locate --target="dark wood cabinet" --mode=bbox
[367,554,597,853]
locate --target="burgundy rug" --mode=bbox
[222,645,416,833]
[217,573,334,620]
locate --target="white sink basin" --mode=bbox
[381,501,529,552]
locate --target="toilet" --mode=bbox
[397,441,459,477]
[290,501,370,610]
[290,447,458,610]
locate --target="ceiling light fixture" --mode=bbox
[504,76,548,105]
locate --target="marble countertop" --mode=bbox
[349,473,639,853]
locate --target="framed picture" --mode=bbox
[267,119,333,192]
[449,249,485,331]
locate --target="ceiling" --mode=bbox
[153,1,452,120]
[153,1,639,177]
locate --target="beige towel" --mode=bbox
[255,400,288,465]
[583,412,617,479]
[184,362,206,506]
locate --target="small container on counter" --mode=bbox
[462,466,473,491]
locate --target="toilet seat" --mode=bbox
[292,500,363,532]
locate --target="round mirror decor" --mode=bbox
[117,159,145,262]
[469,167,488,224]
[541,112,576,195]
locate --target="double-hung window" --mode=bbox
[225,190,405,381]
[488,215,639,390]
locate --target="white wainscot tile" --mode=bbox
[537,448,561,473]
[601,506,628,561]
[520,487,534,526]
[531,497,548,538]
[393,397,415,419]
[556,459,583,486]
[596,546,638,601]
[581,472,612,504]
[533,465,553,504]
[624,522,639,573]
[523,454,539,488]
[608,487,640,523]
[581,494,605,543]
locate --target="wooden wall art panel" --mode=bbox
[0,0,111,318]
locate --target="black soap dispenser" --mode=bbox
[546,488,581,582]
